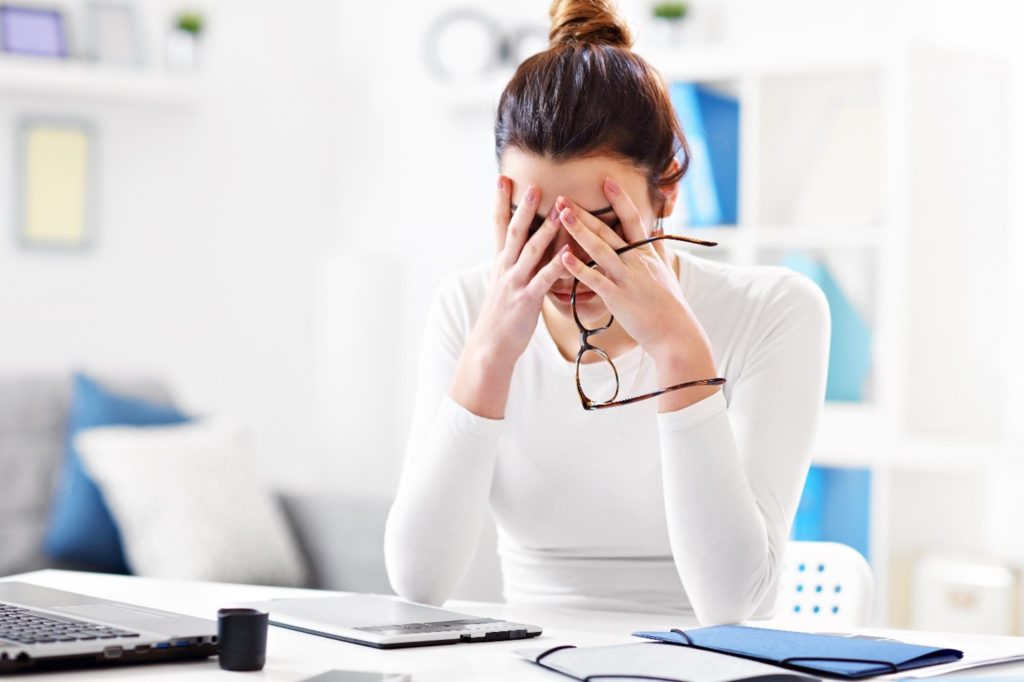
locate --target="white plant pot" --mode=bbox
[166,29,200,69]
[647,18,688,48]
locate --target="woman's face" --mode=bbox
[501,149,673,326]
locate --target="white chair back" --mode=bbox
[775,541,873,627]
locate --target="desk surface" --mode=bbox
[4,570,1024,681]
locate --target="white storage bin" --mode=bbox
[911,554,1017,635]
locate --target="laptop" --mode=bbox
[243,593,542,649]
[0,582,217,673]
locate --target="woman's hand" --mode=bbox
[448,177,567,419]
[558,177,720,410]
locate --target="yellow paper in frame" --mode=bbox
[19,119,95,248]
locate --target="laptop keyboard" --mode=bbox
[0,603,140,645]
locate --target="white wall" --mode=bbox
[0,0,341,485]
[313,0,551,495]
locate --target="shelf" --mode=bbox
[819,401,889,436]
[753,225,883,250]
[429,45,887,110]
[666,224,882,251]
[639,44,885,82]
[812,431,1012,473]
[0,57,200,105]
[426,70,511,112]
[814,402,1015,471]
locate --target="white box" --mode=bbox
[911,554,1017,635]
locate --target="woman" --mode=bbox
[385,0,829,625]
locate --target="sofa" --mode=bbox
[0,374,502,601]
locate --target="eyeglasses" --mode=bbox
[571,234,727,410]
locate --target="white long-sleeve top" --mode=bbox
[385,250,830,625]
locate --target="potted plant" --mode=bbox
[166,10,204,69]
[649,1,690,47]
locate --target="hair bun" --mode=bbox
[549,0,633,48]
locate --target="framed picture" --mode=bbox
[15,118,99,251]
[0,5,68,58]
[85,1,143,65]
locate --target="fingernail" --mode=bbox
[562,250,576,265]
[497,176,505,190]
[604,177,620,195]
[555,197,567,211]
[525,186,537,203]
[549,204,560,221]
[560,208,575,225]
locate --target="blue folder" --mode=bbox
[670,82,723,226]
[633,625,963,679]
[695,86,739,225]
[779,251,872,402]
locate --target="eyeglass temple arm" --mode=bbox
[614,234,718,255]
[576,234,719,270]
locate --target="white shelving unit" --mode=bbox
[649,43,896,441]
[644,43,1016,628]
[0,56,199,105]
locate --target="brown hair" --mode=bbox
[494,0,689,207]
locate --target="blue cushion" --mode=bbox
[43,373,189,573]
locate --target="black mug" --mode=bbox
[217,607,268,671]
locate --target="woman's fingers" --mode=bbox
[509,207,561,282]
[560,250,616,301]
[559,197,627,249]
[498,185,540,269]
[494,176,512,252]
[650,225,667,260]
[525,246,570,299]
[603,176,648,243]
[559,206,625,280]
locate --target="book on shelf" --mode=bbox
[670,82,739,228]
[695,86,739,225]
[780,250,872,402]
[793,465,871,560]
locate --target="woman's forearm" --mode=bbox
[652,340,721,413]
[449,336,518,419]
[384,394,504,605]
[657,276,830,625]
[659,397,777,625]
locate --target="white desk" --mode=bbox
[4,570,1024,681]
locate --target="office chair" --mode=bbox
[775,541,874,627]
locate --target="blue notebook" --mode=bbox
[633,625,963,679]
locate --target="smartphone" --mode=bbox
[300,672,411,682]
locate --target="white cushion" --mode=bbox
[76,421,307,587]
